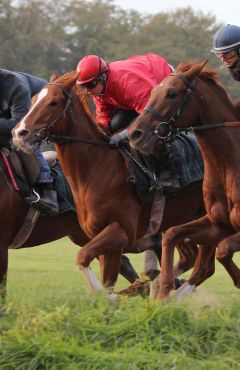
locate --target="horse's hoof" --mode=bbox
[174,278,186,289]
[117,279,150,297]
[172,281,196,300]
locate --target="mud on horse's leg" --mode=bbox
[217,232,240,288]
[159,215,232,300]
[76,222,128,294]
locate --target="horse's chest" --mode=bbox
[229,201,240,231]
[206,193,240,230]
[207,201,229,225]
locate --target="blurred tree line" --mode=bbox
[0,0,238,99]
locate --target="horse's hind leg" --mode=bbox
[174,241,198,277]
[119,255,139,283]
[216,232,240,288]
[0,245,8,302]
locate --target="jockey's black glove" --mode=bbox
[109,129,129,147]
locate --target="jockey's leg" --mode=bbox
[109,109,138,133]
[26,148,59,216]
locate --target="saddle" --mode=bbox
[119,132,204,203]
[1,147,75,214]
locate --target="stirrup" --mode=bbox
[25,188,41,205]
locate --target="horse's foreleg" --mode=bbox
[216,232,240,288]
[173,243,216,299]
[76,222,128,294]
[159,215,232,300]
[0,246,8,301]
[99,252,122,287]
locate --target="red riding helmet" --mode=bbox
[76,55,108,85]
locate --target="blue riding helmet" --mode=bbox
[211,24,240,54]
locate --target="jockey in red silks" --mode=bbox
[76,53,173,137]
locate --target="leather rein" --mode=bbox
[143,72,240,142]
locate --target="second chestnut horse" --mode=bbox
[12,71,207,296]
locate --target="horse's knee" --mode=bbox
[163,226,181,245]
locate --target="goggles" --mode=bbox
[216,49,238,58]
[81,78,100,89]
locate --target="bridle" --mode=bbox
[34,82,111,147]
[143,73,196,142]
[142,72,240,143]
[36,83,72,142]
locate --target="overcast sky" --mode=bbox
[114,0,239,26]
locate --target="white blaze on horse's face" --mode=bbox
[16,88,49,133]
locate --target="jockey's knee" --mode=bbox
[109,109,138,133]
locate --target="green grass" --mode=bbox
[0,238,240,370]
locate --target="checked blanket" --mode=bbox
[170,132,204,188]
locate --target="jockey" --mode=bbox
[211,24,240,81]
[76,53,173,132]
[76,53,179,188]
[0,69,59,215]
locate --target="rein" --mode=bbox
[48,133,112,146]
[176,121,240,134]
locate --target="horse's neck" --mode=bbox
[55,98,116,190]
[193,80,240,178]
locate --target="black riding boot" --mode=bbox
[25,183,59,216]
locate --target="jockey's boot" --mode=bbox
[25,183,59,216]
[158,169,180,191]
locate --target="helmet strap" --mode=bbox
[98,72,108,94]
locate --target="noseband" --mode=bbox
[143,73,196,142]
[36,83,72,141]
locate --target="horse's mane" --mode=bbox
[175,60,219,82]
[53,71,97,125]
[54,70,79,85]
[176,61,237,111]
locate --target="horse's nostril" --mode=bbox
[18,129,29,138]
[129,129,143,142]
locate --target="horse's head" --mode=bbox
[12,71,79,152]
[129,60,220,154]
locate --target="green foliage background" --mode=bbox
[0,0,239,99]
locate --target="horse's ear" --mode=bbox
[64,71,80,89]
[50,71,59,82]
[184,59,209,80]
[200,59,209,72]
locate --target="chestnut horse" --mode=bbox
[129,60,240,299]
[12,71,207,295]
[0,153,168,301]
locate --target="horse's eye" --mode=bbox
[49,101,58,107]
[167,90,177,99]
